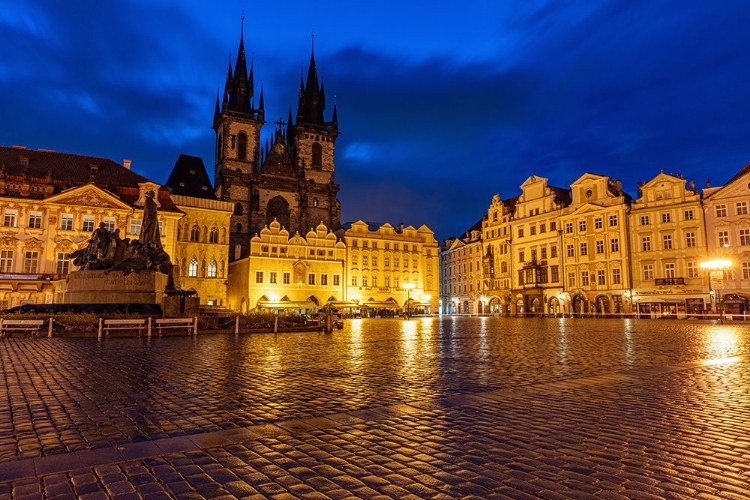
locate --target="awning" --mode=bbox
[257,300,318,309]
[361,301,399,309]
[326,301,358,308]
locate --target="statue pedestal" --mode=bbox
[61,270,168,305]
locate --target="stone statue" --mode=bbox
[70,190,173,281]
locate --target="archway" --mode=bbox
[530,297,541,316]
[548,296,560,317]
[515,298,525,316]
[266,196,290,230]
[571,294,587,316]
[595,295,610,317]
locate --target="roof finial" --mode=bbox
[312,27,315,51]
[241,9,245,33]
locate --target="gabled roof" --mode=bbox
[164,154,217,200]
[724,162,750,187]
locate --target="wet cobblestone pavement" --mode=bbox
[1,317,749,498]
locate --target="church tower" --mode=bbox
[213,20,264,259]
[213,28,340,261]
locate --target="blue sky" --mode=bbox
[2,0,749,240]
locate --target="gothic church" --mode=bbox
[213,28,340,260]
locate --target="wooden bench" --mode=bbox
[0,319,45,338]
[100,318,148,338]
[155,318,195,336]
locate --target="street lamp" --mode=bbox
[403,282,415,319]
[700,259,732,323]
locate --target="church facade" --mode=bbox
[212,31,341,262]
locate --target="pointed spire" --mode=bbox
[228,14,253,112]
[258,82,264,111]
[248,53,255,100]
[298,33,325,124]
[332,95,338,125]
[214,87,220,117]
[286,103,295,144]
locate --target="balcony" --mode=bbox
[655,277,685,286]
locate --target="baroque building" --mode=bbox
[213,30,340,262]
[343,221,439,317]
[440,220,483,314]
[0,146,182,309]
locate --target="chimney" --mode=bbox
[123,159,131,170]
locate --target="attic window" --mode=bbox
[189,170,195,174]
[585,189,592,198]
[202,186,208,190]
[19,157,29,166]
[179,182,185,187]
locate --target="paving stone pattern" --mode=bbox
[1,317,749,498]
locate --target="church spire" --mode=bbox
[227,15,253,112]
[298,33,325,125]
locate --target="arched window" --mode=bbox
[188,258,198,277]
[208,259,217,278]
[238,132,247,160]
[190,224,200,242]
[210,226,219,244]
[312,142,322,168]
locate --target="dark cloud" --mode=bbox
[2,0,750,240]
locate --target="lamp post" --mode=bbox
[700,259,732,324]
[403,282,415,319]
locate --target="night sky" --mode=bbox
[2,1,749,240]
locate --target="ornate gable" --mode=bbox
[45,184,131,210]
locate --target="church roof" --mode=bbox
[164,154,217,200]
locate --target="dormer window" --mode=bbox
[19,157,29,166]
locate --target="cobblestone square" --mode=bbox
[1,317,749,498]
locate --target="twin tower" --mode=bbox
[212,29,341,259]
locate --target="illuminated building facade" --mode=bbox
[629,172,709,317]
[702,163,750,315]
[559,173,633,316]
[343,221,439,317]
[440,221,483,314]
[0,146,182,309]
[481,194,515,315]
[226,220,346,313]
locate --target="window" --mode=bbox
[371,276,377,287]
[372,256,378,267]
[56,252,70,275]
[716,205,727,217]
[568,272,575,287]
[743,262,750,280]
[688,262,699,279]
[283,272,290,285]
[741,229,750,246]
[581,271,589,287]
[550,221,556,231]
[237,132,247,160]
[351,277,357,286]
[385,242,391,250]
[28,211,42,229]
[642,237,651,252]
[565,222,573,234]
[661,213,671,223]
[412,258,418,268]
[362,276,368,287]
[255,271,263,284]
[684,209,694,220]
[609,215,618,227]
[579,220,587,232]
[530,225,536,236]
[130,218,142,235]
[612,268,621,285]
[0,250,12,273]
[394,276,400,288]
[643,264,654,281]
[596,240,604,254]
[597,269,605,285]
[539,223,546,233]
[736,202,748,215]
[611,238,620,253]
[394,257,399,268]
[664,263,675,279]
[210,227,219,244]
[550,245,557,258]
[363,241,368,248]
[719,231,729,247]
[594,218,603,230]
[190,224,200,242]
[333,275,340,286]
[541,247,547,259]
[685,232,696,248]
[580,242,588,256]
[61,214,74,231]
[640,215,650,226]
[372,242,378,250]
[384,257,390,267]
[320,274,328,286]
[207,260,217,278]
[312,143,323,167]
[351,255,358,266]
[663,234,672,250]
[308,273,315,285]
[82,215,95,232]
[567,244,574,258]
[501,262,508,273]
[103,217,116,232]
[518,228,524,238]
[2,210,18,228]
[23,251,39,274]
[551,266,559,282]
[351,240,358,248]
[519,251,525,263]
[362,255,369,267]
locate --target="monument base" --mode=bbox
[61,270,168,305]
[163,291,200,317]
